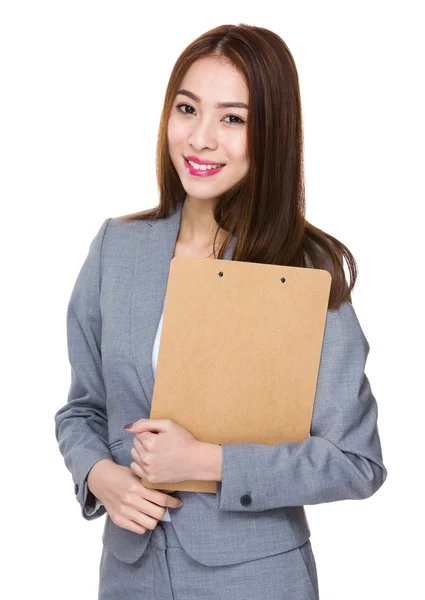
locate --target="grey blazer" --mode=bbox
[54,199,387,566]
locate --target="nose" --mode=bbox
[188,117,218,151]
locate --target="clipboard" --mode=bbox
[143,256,332,494]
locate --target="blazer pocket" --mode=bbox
[102,511,152,563]
[108,440,123,452]
[297,540,319,599]
[108,440,133,468]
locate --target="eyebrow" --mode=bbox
[176,88,249,110]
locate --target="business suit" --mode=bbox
[54,198,387,598]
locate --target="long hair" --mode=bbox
[118,23,357,310]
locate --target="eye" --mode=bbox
[223,115,246,125]
[176,103,195,115]
[175,103,246,125]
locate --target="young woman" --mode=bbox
[54,23,387,600]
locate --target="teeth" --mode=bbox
[187,159,223,171]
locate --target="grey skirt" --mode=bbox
[98,517,319,600]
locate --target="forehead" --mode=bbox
[179,57,248,103]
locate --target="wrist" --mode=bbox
[87,458,115,493]
[195,442,223,481]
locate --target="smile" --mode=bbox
[184,157,225,177]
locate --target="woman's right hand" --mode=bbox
[87,459,183,534]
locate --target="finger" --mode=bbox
[124,506,158,531]
[130,419,170,434]
[131,446,143,464]
[140,487,183,509]
[134,436,144,453]
[130,461,144,479]
[113,513,148,535]
[135,432,156,448]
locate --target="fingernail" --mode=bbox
[178,501,183,507]
[123,422,134,430]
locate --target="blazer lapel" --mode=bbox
[131,199,236,406]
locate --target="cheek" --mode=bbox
[224,133,248,164]
[168,117,187,149]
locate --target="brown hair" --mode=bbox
[118,24,357,310]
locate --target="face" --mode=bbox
[167,56,249,204]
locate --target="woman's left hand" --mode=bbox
[127,419,201,484]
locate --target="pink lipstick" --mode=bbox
[184,156,225,177]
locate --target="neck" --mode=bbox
[178,195,223,246]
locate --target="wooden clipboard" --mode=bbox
[143,256,332,494]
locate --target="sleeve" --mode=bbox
[54,217,113,521]
[218,299,388,512]
[84,495,104,517]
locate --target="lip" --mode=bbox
[184,157,225,177]
[185,155,225,166]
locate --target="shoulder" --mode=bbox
[100,215,152,253]
[106,214,150,236]
[86,216,152,281]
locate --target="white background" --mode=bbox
[1,1,423,598]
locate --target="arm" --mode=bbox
[54,218,114,521]
[217,300,388,512]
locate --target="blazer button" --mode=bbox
[74,483,79,495]
[240,494,252,507]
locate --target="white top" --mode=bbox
[151,304,171,521]
[85,301,171,521]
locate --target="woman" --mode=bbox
[54,23,387,600]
